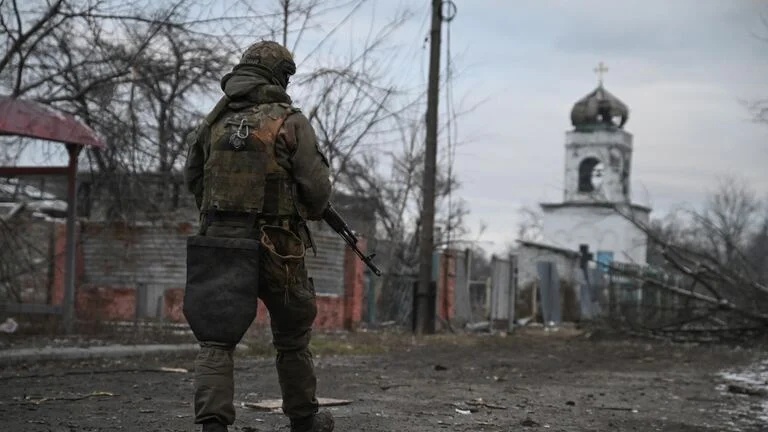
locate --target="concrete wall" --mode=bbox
[540,205,649,265]
[516,246,579,289]
[515,245,582,322]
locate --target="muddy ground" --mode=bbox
[0,329,766,432]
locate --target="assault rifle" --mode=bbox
[323,204,382,276]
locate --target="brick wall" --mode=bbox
[343,238,365,330]
[162,291,348,331]
[77,223,193,319]
[437,250,456,323]
[51,221,363,331]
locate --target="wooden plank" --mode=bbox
[242,397,352,412]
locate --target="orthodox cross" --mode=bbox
[594,61,608,86]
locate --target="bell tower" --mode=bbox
[537,63,651,266]
[564,63,632,204]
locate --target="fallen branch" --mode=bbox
[21,391,116,405]
[0,366,188,381]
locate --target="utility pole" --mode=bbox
[415,0,443,335]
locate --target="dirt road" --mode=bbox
[1,330,765,431]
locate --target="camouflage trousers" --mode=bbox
[193,221,319,426]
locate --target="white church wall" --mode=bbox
[516,246,579,289]
[540,205,649,265]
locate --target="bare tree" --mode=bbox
[0,0,478,323]
[0,0,241,219]
[515,206,543,243]
[694,177,761,271]
[605,178,768,340]
[0,1,239,305]
[745,207,768,284]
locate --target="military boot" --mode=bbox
[201,420,227,432]
[290,411,334,432]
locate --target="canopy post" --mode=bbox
[62,144,81,333]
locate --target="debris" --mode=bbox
[23,391,115,405]
[379,383,410,391]
[455,408,471,415]
[521,417,540,427]
[595,406,638,412]
[727,384,768,397]
[466,398,507,410]
[0,318,18,333]
[449,402,478,413]
[139,409,155,413]
[158,367,188,374]
[243,397,352,412]
[516,317,533,326]
[566,400,576,406]
[0,367,189,381]
[466,321,490,332]
[434,364,448,371]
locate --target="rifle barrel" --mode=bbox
[323,203,382,277]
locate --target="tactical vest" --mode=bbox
[201,103,297,217]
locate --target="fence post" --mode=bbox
[134,282,146,330]
[365,273,376,325]
[507,255,518,332]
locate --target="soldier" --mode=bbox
[183,41,334,432]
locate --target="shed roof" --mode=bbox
[0,96,106,148]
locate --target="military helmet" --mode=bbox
[239,41,296,87]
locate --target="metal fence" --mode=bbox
[375,274,417,326]
[489,255,516,330]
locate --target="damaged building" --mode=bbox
[514,78,652,323]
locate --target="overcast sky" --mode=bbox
[314,0,768,253]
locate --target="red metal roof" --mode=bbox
[0,96,106,149]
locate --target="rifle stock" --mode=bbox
[322,204,382,276]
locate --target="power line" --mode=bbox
[297,0,369,69]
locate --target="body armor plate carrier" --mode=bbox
[201,103,297,217]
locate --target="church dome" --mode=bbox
[570,85,629,131]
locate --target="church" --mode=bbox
[516,65,652,307]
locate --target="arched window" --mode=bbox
[578,157,601,192]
